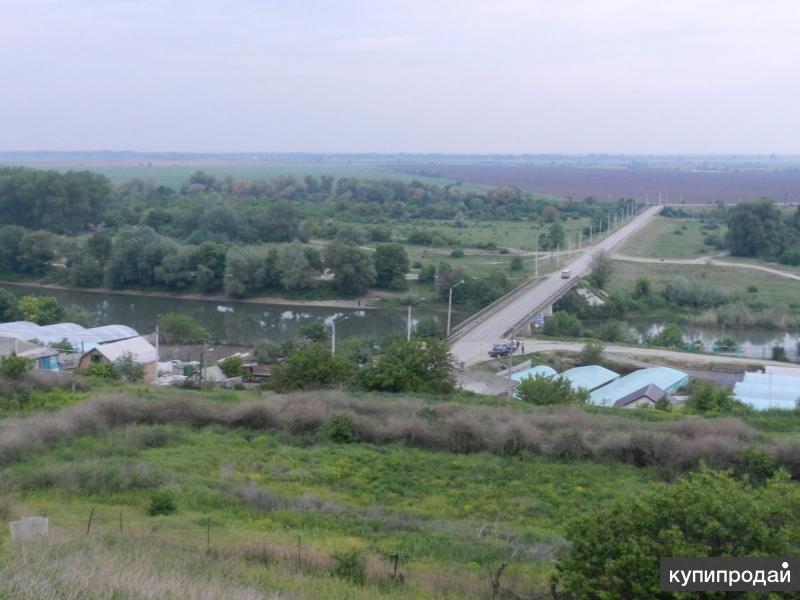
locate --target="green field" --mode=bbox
[617,217,723,258]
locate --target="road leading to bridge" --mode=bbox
[450,205,663,366]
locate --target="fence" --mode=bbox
[9,516,48,541]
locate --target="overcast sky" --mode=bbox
[1,0,799,154]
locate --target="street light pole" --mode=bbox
[330,314,349,355]
[446,280,465,337]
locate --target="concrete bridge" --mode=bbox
[449,205,662,366]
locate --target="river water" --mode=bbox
[0,284,460,345]
[629,321,800,361]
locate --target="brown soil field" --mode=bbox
[429,165,800,204]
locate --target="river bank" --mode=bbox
[0,279,379,310]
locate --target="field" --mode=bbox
[617,217,723,258]
[5,385,800,598]
[426,164,800,204]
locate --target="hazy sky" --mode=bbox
[1,0,799,153]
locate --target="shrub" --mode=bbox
[330,549,366,585]
[579,340,604,365]
[417,264,436,284]
[0,355,33,380]
[115,352,145,383]
[648,323,684,349]
[148,490,176,516]
[543,311,582,338]
[685,381,739,414]
[731,446,777,486]
[771,346,789,362]
[300,322,328,343]
[253,340,283,364]
[319,415,357,444]
[510,256,524,271]
[159,313,208,344]
[270,343,353,392]
[219,355,245,378]
[449,249,464,258]
[516,375,589,405]
[352,338,454,395]
[79,363,119,380]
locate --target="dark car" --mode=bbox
[488,343,514,358]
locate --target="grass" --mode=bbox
[617,217,722,258]
[608,262,800,312]
[4,386,800,598]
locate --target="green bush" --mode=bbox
[319,415,357,444]
[270,343,353,392]
[219,355,245,378]
[685,381,740,413]
[510,256,524,271]
[79,363,119,380]
[449,249,464,258]
[148,490,176,516]
[0,355,33,380]
[330,549,366,585]
[159,313,208,344]
[543,311,583,338]
[516,375,589,405]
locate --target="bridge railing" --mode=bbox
[505,277,579,336]
[448,274,547,342]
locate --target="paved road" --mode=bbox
[613,253,800,282]
[451,206,663,366]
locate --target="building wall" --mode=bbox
[78,350,156,383]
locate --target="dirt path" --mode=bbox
[612,253,800,282]
[517,339,792,370]
[0,279,378,310]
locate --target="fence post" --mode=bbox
[86,507,95,536]
[119,510,123,534]
[206,516,211,554]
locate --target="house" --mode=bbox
[590,367,689,407]
[612,384,668,408]
[0,336,60,371]
[79,336,158,382]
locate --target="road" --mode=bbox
[450,206,663,366]
[612,254,800,282]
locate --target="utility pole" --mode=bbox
[446,281,464,337]
[407,298,426,341]
[330,314,349,354]
[556,244,560,267]
[535,251,539,278]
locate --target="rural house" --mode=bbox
[79,336,157,382]
[0,337,60,371]
[612,384,669,408]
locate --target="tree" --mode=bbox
[106,226,174,289]
[649,323,685,349]
[17,230,56,275]
[159,313,208,344]
[276,244,315,290]
[727,199,787,258]
[588,250,614,289]
[374,243,410,290]
[510,256,524,271]
[114,351,145,383]
[300,322,328,343]
[685,381,740,413]
[543,311,583,338]
[68,254,104,287]
[17,295,64,325]
[219,355,245,378]
[539,222,565,251]
[353,338,454,394]
[270,343,353,392]
[253,339,283,364]
[555,467,800,598]
[324,243,376,296]
[516,375,589,405]
[0,355,33,379]
[196,241,227,293]
[0,289,18,322]
[418,264,436,284]
[223,246,278,297]
[414,316,444,339]
[87,230,113,263]
[632,277,652,300]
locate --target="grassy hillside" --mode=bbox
[2,386,800,598]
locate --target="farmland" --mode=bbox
[424,164,800,204]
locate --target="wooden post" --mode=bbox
[206,516,211,554]
[119,510,123,534]
[86,507,95,536]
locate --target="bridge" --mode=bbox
[449,205,663,366]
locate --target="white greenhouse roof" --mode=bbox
[0,321,139,349]
[590,367,689,406]
[510,365,557,383]
[561,365,620,392]
[91,336,157,364]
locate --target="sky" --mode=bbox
[1,0,799,154]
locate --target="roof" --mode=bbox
[734,375,800,411]
[88,336,156,364]
[0,336,59,359]
[613,384,667,408]
[0,321,139,349]
[763,365,800,379]
[561,365,620,392]
[510,365,557,383]
[591,367,689,406]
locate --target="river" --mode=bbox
[0,284,462,345]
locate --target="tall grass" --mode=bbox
[1,390,795,479]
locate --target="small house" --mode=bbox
[0,337,60,371]
[612,384,668,408]
[79,336,157,382]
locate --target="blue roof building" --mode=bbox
[591,367,689,407]
[734,372,800,410]
[561,365,620,392]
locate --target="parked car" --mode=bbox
[489,343,514,358]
